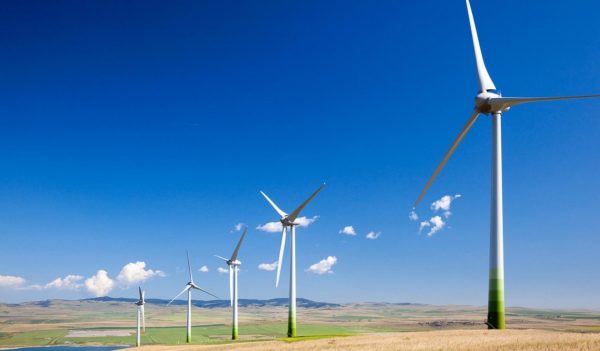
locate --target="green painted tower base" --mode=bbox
[287,311,296,337]
[232,327,238,340]
[186,334,191,343]
[487,268,505,329]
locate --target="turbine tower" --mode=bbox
[135,286,145,347]
[215,227,248,340]
[168,252,218,343]
[260,183,325,337]
[414,0,600,330]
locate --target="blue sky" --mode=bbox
[1,0,599,308]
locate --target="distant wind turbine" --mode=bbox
[135,286,145,347]
[168,252,218,343]
[260,183,325,337]
[414,0,600,330]
[215,227,248,340]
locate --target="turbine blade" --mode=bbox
[138,286,143,301]
[141,305,145,332]
[489,94,600,111]
[214,255,229,262]
[229,266,233,307]
[287,183,326,223]
[414,109,481,207]
[466,0,495,92]
[167,285,191,305]
[187,251,193,283]
[260,191,287,218]
[192,285,219,299]
[230,227,247,261]
[275,227,287,288]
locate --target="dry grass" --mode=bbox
[127,329,600,351]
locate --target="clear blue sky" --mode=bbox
[1,0,599,308]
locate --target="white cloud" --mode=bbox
[256,221,282,233]
[258,261,278,271]
[419,221,431,232]
[431,194,461,212]
[116,261,165,287]
[0,275,26,288]
[339,226,356,236]
[409,211,419,221]
[294,216,319,227]
[257,216,319,233]
[199,265,209,273]
[233,223,244,231]
[307,256,337,275]
[217,267,229,274]
[85,270,115,297]
[44,275,83,290]
[425,216,445,237]
[366,231,381,240]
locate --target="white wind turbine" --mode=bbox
[260,183,325,337]
[135,286,145,347]
[167,252,218,343]
[215,227,248,340]
[414,0,600,330]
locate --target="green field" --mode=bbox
[1,299,600,348]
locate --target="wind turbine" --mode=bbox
[168,252,218,343]
[260,183,325,337]
[414,0,600,330]
[135,287,145,347]
[215,227,248,340]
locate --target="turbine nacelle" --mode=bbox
[475,90,510,114]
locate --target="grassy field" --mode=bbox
[2,300,600,349]
[124,330,600,351]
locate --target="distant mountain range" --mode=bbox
[21,297,341,309]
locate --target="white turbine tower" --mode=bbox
[260,183,325,337]
[215,227,248,340]
[168,252,218,343]
[414,0,600,330]
[135,286,145,347]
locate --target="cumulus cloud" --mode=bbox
[233,223,244,231]
[116,261,165,287]
[413,194,461,238]
[258,261,278,271]
[339,226,356,236]
[199,265,209,273]
[44,275,84,290]
[217,267,228,274]
[409,211,419,221]
[85,270,115,297]
[0,275,26,288]
[256,216,319,233]
[366,231,381,240]
[307,256,337,275]
[431,194,461,212]
[422,216,445,237]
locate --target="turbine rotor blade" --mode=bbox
[168,285,191,305]
[489,94,600,111]
[138,286,143,301]
[414,109,481,207]
[214,255,229,262]
[275,227,287,288]
[230,227,247,261]
[191,284,219,299]
[466,0,495,92]
[229,266,233,307]
[141,305,145,332]
[287,183,326,223]
[186,251,193,283]
[260,191,287,218]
